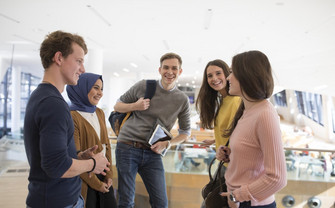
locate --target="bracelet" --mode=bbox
[88,157,96,173]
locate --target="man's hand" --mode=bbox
[151,140,169,155]
[201,139,215,147]
[91,152,110,175]
[216,145,231,162]
[78,145,98,160]
[134,97,150,111]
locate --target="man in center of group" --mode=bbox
[114,52,191,208]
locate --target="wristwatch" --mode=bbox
[229,192,238,203]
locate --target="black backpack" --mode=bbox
[109,80,156,136]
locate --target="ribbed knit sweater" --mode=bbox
[225,100,287,206]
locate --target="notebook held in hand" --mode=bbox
[147,119,172,156]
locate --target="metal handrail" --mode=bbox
[109,136,335,153]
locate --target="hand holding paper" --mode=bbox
[148,123,172,156]
[151,141,170,155]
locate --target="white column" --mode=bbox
[11,66,21,137]
[85,49,103,75]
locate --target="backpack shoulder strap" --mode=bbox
[144,80,157,99]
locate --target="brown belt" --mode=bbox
[119,140,151,150]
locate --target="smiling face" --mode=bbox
[59,43,85,85]
[159,58,182,90]
[88,78,103,106]
[206,65,227,94]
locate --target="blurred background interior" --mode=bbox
[1,0,335,207]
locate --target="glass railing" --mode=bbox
[1,135,335,182]
[110,141,335,182]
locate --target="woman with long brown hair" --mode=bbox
[220,51,287,208]
[196,59,240,155]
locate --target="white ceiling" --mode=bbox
[1,0,335,96]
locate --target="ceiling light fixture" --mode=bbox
[142,55,150,62]
[113,72,120,77]
[87,5,111,27]
[130,63,138,68]
[0,13,20,23]
[123,68,130,72]
[204,9,213,30]
[162,40,170,50]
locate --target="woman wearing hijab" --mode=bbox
[67,73,117,208]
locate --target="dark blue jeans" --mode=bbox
[116,142,168,208]
[240,201,276,208]
[26,195,84,208]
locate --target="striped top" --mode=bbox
[225,100,287,206]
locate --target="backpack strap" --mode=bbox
[144,80,156,99]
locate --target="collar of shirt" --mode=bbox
[159,79,176,91]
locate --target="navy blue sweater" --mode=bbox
[24,83,81,208]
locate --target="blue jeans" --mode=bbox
[27,195,84,208]
[64,195,84,208]
[240,201,276,208]
[116,142,168,208]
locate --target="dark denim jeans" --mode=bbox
[240,201,276,208]
[116,142,168,208]
[26,195,84,208]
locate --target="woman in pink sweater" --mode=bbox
[220,51,287,208]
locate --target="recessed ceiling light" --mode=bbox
[130,63,138,68]
[87,5,111,27]
[204,9,213,30]
[113,72,119,77]
[162,40,170,50]
[123,68,129,72]
[0,13,20,23]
